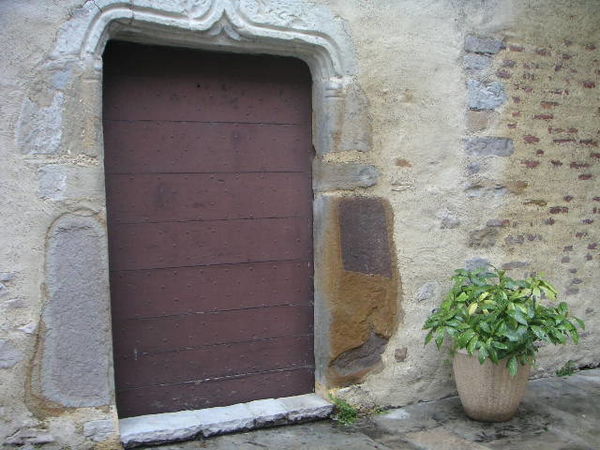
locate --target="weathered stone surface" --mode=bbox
[17,93,65,154]
[331,332,387,376]
[437,209,461,229]
[466,110,497,132]
[0,339,23,369]
[464,35,505,54]
[463,53,492,71]
[339,197,392,277]
[467,80,507,110]
[468,228,499,248]
[38,164,104,201]
[313,162,379,191]
[405,427,489,450]
[121,394,333,447]
[415,281,440,302]
[40,213,111,407]
[197,403,255,438]
[465,137,514,157]
[4,428,55,445]
[83,419,116,442]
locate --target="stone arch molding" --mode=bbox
[41,0,372,155]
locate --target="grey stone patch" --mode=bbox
[38,165,104,201]
[330,332,387,376]
[463,53,492,71]
[468,228,499,248]
[467,80,507,110]
[465,137,514,157]
[465,184,507,198]
[467,162,481,174]
[40,213,111,407]
[438,210,461,229]
[0,339,23,369]
[17,92,65,155]
[416,282,440,302]
[464,35,505,54]
[0,272,16,282]
[121,394,333,447]
[313,161,379,192]
[83,419,117,442]
[4,428,55,446]
[0,283,8,296]
[465,258,490,271]
[394,347,408,362]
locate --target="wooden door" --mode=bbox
[103,41,314,418]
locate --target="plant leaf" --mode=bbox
[507,356,518,376]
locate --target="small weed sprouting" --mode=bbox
[328,394,359,426]
[556,360,578,377]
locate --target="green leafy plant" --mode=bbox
[556,360,578,377]
[423,266,585,376]
[328,394,359,425]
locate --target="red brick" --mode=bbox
[509,45,524,52]
[594,197,600,202]
[536,48,551,56]
[589,243,598,250]
[534,114,553,120]
[524,135,540,144]
[583,80,596,88]
[564,245,573,251]
[578,174,593,180]
[582,219,594,224]
[544,218,555,225]
[553,138,576,144]
[580,139,598,147]
[551,160,563,166]
[585,43,597,50]
[536,149,544,156]
[512,111,521,117]
[512,96,521,103]
[591,153,600,159]
[548,127,564,134]
[522,160,540,168]
[567,128,578,133]
[507,123,517,129]
[550,89,569,95]
[554,64,563,72]
[576,232,588,238]
[586,254,593,261]
[563,195,574,202]
[570,162,590,169]
[549,206,568,214]
[497,70,511,79]
[562,54,573,60]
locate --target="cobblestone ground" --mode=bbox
[145,368,600,450]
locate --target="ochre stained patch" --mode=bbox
[322,196,402,387]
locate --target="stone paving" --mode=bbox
[143,369,600,449]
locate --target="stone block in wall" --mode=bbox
[38,213,112,407]
[464,35,505,55]
[465,137,514,157]
[467,80,507,110]
[464,54,492,71]
[17,93,65,155]
[38,164,104,201]
[313,161,379,191]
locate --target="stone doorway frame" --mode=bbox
[30,0,379,421]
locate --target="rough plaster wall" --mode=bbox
[0,0,598,445]
[318,0,600,408]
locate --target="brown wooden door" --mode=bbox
[103,42,314,418]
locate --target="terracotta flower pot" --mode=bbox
[452,350,530,422]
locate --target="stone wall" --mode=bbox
[0,0,598,447]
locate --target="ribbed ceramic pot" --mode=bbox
[452,350,530,422]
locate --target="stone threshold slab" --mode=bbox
[120,393,333,448]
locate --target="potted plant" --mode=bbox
[423,266,585,422]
